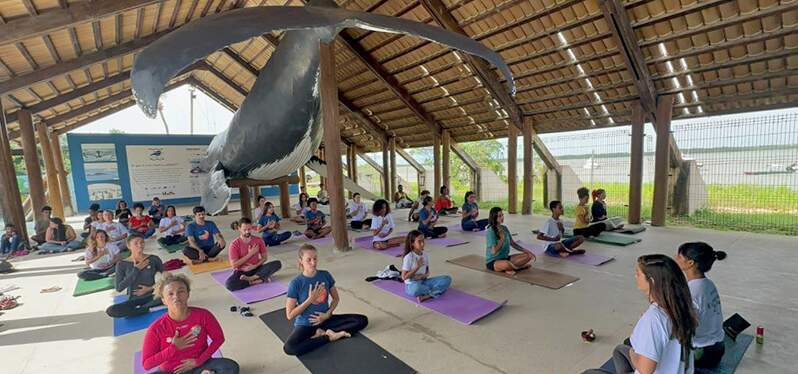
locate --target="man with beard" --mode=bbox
[224,217,282,291]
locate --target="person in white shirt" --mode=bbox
[157,205,187,246]
[401,230,451,303]
[77,230,121,281]
[254,195,268,222]
[96,210,128,251]
[585,254,697,374]
[536,200,585,257]
[290,192,310,224]
[317,183,330,205]
[348,193,372,230]
[370,199,405,250]
[676,242,727,369]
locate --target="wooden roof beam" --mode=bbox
[395,147,426,176]
[187,76,238,112]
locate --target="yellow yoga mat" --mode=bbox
[187,260,230,274]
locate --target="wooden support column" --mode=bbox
[279,181,291,218]
[381,141,390,199]
[252,186,261,209]
[442,130,451,189]
[36,122,64,218]
[389,137,397,196]
[651,95,674,226]
[0,101,28,239]
[319,41,349,251]
[522,118,534,215]
[318,147,326,189]
[628,103,645,224]
[346,144,354,199]
[18,110,46,217]
[349,146,358,185]
[298,166,307,192]
[507,124,518,214]
[433,133,441,197]
[239,185,252,220]
[50,133,73,216]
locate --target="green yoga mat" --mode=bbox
[586,232,642,246]
[73,277,114,297]
[159,243,184,253]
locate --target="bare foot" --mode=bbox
[249,278,264,286]
[504,269,517,276]
[312,329,326,339]
[326,329,351,341]
[559,251,570,258]
[417,295,433,303]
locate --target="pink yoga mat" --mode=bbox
[210,270,288,304]
[516,241,614,266]
[372,280,505,325]
[133,349,221,374]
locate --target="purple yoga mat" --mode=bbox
[133,349,221,374]
[210,270,288,304]
[516,240,614,266]
[372,280,505,325]
[354,232,409,257]
[306,236,333,246]
[426,236,470,247]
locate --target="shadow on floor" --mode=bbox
[0,310,111,346]
[0,267,85,280]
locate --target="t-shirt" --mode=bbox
[84,215,99,231]
[574,205,590,229]
[158,216,183,236]
[148,205,164,218]
[258,214,281,237]
[630,303,694,374]
[305,209,325,229]
[228,236,267,271]
[97,221,128,241]
[485,225,512,263]
[401,251,429,284]
[87,244,119,270]
[186,221,220,249]
[350,201,367,221]
[370,214,395,243]
[116,208,132,221]
[129,215,152,231]
[115,255,164,297]
[434,196,453,212]
[141,307,225,373]
[591,202,607,222]
[293,202,307,214]
[461,202,478,223]
[689,278,724,348]
[539,216,562,240]
[253,207,265,222]
[418,207,436,231]
[286,270,335,326]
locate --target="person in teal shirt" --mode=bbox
[461,191,489,231]
[485,207,535,275]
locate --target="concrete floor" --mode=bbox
[1,204,796,374]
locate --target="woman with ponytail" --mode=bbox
[676,242,727,368]
[485,207,535,275]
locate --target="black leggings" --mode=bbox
[225,261,282,291]
[78,266,116,281]
[183,243,224,260]
[106,294,163,318]
[420,226,448,239]
[158,235,187,246]
[695,340,725,368]
[350,219,372,230]
[438,208,459,215]
[573,223,605,238]
[283,314,368,356]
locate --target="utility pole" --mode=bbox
[189,86,196,135]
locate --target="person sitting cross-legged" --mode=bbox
[536,200,586,258]
[257,202,292,246]
[106,235,164,318]
[303,198,332,240]
[225,217,282,291]
[182,206,225,265]
[157,205,188,247]
[39,217,83,254]
[129,202,156,239]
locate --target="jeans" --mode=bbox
[106,294,163,318]
[158,235,187,246]
[461,219,489,231]
[78,266,116,281]
[283,314,368,356]
[545,237,579,256]
[39,240,83,253]
[1,235,20,254]
[152,358,240,374]
[225,261,282,291]
[405,275,452,298]
[130,227,156,238]
[263,231,291,246]
[183,243,224,260]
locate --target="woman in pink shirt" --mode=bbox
[141,272,239,374]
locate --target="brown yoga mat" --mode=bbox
[446,254,579,289]
[187,259,231,274]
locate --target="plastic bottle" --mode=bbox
[756,325,764,344]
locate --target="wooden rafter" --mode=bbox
[68,27,82,56]
[169,0,183,28]
[21,0,39,16]
[42,35,62,63]
[185,0,200,24]
[15,42,38,70]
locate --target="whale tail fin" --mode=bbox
[202,168,232,215]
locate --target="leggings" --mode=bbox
[283,314,368,356]
[573,223,605,238]
[263,231,292,246]
[225,261,282,291]
[182,243,224,260]
[78,266,116,281]
[350,219,372,230]
[695,340,725,368]
[438,208,459,215]
[420,226,448,239]
[461,219,489,231]
[158,235,187,246]
[152,358,240,374]
[106,294,163,318]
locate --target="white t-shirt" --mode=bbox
[350,201,367,221]
[630,303,694,374]
[97,221,127,241]
[401,251,429,284]
[253,207,265,222]
[87,244,119,270]
[370,214,395,243]
[540,216,562,239]
[158,216,184,236]
[689,278,724,348]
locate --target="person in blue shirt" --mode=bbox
[148,197,165,225]
[460,191,489,231]
[303,198,332,239]
[283,244,368,356]
[418,196,448,238]
[182,206,226,264]
[257,201,292,246]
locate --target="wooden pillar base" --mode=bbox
[279,181,291,218]
[239,185,252,220]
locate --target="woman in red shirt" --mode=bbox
[141,273,239,374]
[434,185,459,215]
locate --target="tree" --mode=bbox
[109,128,125,134]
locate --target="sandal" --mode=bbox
[0,295,20,310]
[40,286,62,293]
[239,306,253,317]
[581,329,596,342]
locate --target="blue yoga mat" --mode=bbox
[112,295,167,337]
[599,334,754,373]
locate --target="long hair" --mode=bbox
[372,199,390,216]
[116,200,127,210]
[678,242,726,274]
[50,217,67,241]
[488,207,503,239]
[403,230,424,257]
[637,254,698,348]
[591,189,605,202]
[298,193,309,208]
[464,191,474,202]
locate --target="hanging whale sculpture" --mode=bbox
[131,0,515,214]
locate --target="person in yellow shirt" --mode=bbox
[573,187,605,238]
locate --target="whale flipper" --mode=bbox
[202,169,232,215]
[131,6,515,118]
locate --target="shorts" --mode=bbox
[485,256,508,271]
